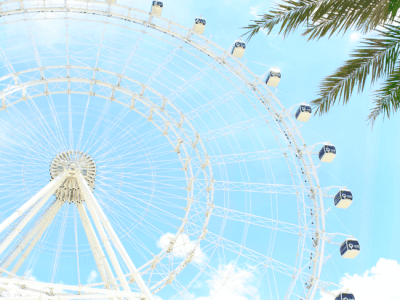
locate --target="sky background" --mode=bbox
[0,0,399,299]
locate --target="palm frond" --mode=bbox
[242,0,325,41]
[389,0,400,19]
[303,0,392,40]
[368,62,400,125]
[311,23,400,114]
[243,0,391,41]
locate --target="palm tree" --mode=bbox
[244,0,400,124]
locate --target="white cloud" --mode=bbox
[349,32,362,43]
[249,6,260,18]
[195,262,259,300]
[24,269,37,281]
[157,233,206,264]
[87,270,98,285]
[319,258,400,300]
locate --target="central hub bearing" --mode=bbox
[50,150,96,204]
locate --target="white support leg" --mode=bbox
[0,188,56,256]
[77,203,118,290]
[9,200,63,276]
[76,173,154,300]
[0,170,68,235]
[0,200,62,273]
[76,177,131,293]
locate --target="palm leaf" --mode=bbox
[368,62,400,125]
[242,0,326,41]
[243,0,391,41]
[311,23,400,114]
[389,0,400,19]
[303,0,392,40]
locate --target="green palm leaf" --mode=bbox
[243,0,391,41]
[368,63,400,125]
[311,23,400,115]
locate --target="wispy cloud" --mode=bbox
[195,262,259,300]
[319,258,400,299]
[87,270,98,285]
[157,233,206,264]
[249,6,260,18]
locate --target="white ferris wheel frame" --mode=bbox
[0,0,352,299]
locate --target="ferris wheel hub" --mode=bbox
[50,150,96,204]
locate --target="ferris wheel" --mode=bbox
[0,1,358,299]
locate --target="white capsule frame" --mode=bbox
[340,238,360,259]
[151,1,163,16]
[295,104,312,122]
[193,18,206,35]
[334,189,353,209]
[335,293,355,300]
[319,144,336,163]
[265,69,281,87]
[231,41,246,58]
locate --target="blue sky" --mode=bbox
[0,0,399,299]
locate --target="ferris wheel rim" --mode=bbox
[0,1,339,299]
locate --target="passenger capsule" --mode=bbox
[335,293,355,300]
[319,144,336,163]
[340,238,360,259]
[334,189,353,209]
[265,68,281,87]
[231,41,246,58]
[193,17,206,35]
[151,1,163,16]
[295,104,312,122]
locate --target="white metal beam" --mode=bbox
[75,177,132,294]
[9,201,63,276]
[0,170,68,235]
[0,189,57,256]
[0,200,62,273]
[77,203,118,290]
[76,173,154,300]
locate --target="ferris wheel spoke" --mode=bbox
[182,88,243,123]
[195,115,274,142]
[196,179,304,195]
[94,126,165,163]
[86,107,131,155]
[211,206,309,236]
[203,231,295,277]
[97,175,187,194]
[145,40,184,89]
[81,100,111,152]
[89,114,145,157]
[95,142,173,167]
[94,185,182,231]
[97,196,169,239]
[104,210,159,262]
[2,107,59,159]
[95,178,187,206]
[206,148,292,165]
